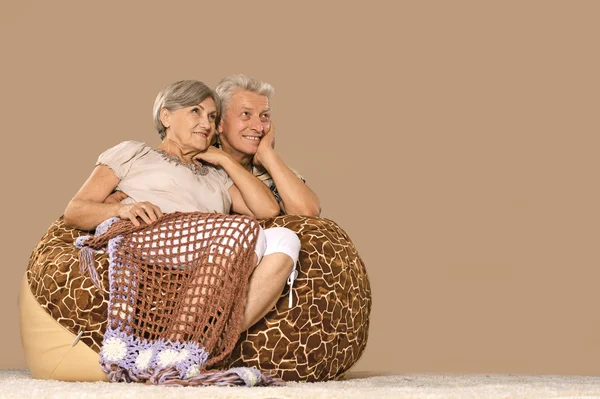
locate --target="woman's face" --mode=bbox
[163,97,217,152]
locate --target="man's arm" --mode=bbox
[195,147,280,219]
[254,126,321,216]
[104,190,129,204]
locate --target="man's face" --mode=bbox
[217,90,271,155]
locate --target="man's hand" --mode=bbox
[104,191,129,204]
[253,122,276,167]
[193,146,231,166]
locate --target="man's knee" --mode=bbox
[263,227,301,266]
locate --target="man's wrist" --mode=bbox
[257,147,280,170]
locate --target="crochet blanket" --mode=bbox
[76,212,282,387]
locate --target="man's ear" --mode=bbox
[216,120,224,134]
[160,108,170,129]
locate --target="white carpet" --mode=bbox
[2,370,600,399]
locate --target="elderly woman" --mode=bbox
[109,74,321,216]
[23,80,301,383]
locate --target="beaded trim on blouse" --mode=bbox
[152,149,209,176]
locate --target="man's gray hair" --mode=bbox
[153,80,220,140]
[215,74,274,117]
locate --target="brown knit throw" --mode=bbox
[76,212,283,387]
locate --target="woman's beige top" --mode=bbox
[97,140,233,214]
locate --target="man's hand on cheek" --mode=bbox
[253,122,276,167]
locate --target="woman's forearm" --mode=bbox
[64,199,120,231]
[221,157,279,218]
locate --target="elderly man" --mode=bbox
[106,75,321,216]
[214,74,321,216]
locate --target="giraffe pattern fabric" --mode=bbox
[26,215,372,382]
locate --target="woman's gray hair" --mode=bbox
[153,80,221,140]
[215,74,274,118]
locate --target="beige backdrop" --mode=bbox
[1,0,599,375]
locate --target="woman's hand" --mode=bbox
[118,201,163,227]
[193,146,231,167]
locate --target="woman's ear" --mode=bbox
[160,108,170,129]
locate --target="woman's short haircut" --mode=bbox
[215,74,274,118]
[153,80,220,140]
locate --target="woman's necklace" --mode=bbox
[153,149,209,176]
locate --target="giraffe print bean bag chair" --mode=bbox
[25,215,372,382]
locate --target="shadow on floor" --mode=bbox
[339,371,395,380]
